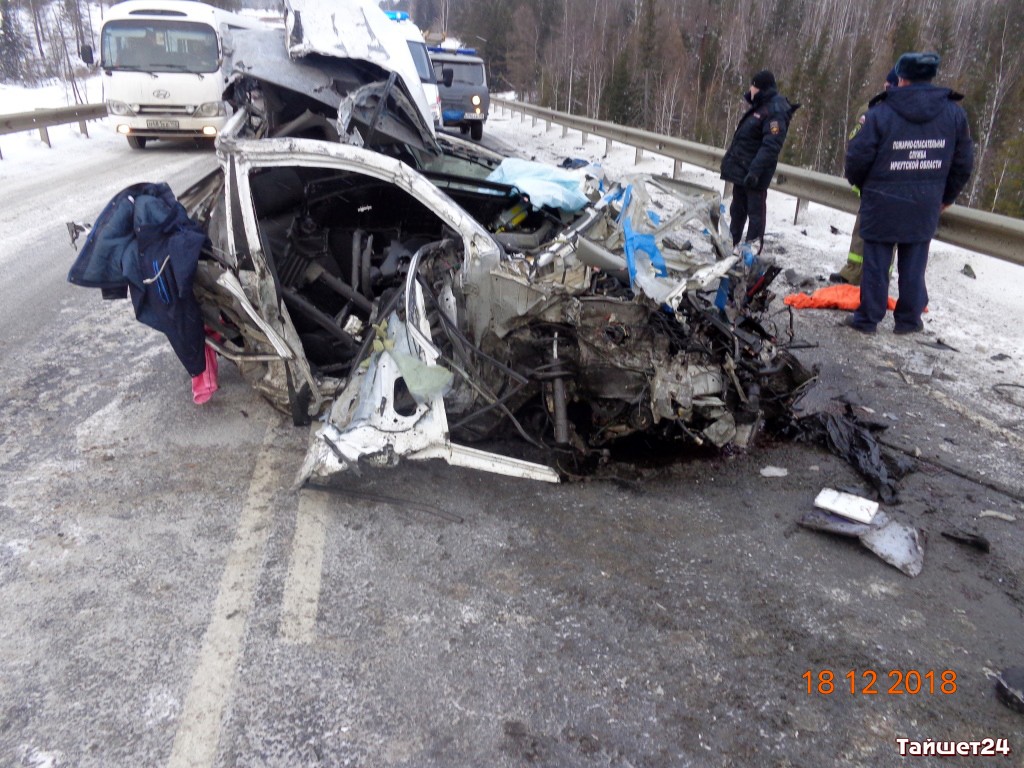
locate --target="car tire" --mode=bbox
[127,136,147,150]
[470,122,483,141]
[459,125,469,135]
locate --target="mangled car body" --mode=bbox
[72,2,813,485]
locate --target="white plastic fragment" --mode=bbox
[760,466,789,478]
[979,510,1017,522]
[814,488,879,524]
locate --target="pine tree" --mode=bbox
[635,0,660,128]
[0,0,31,83]
[602,49,638,126]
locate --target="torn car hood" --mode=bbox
[226,27,438,154]
[283,0,435,139]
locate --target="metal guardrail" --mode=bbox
[494,98,1024,268]
[0,103,108,159]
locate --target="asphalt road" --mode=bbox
[1,136,1022,768]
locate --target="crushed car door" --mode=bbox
[222,137,560,484]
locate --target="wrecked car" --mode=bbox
[69,4,814,486]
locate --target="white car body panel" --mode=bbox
[284,0,435,135]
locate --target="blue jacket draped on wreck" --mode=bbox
[67,182,210,376]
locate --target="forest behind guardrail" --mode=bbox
[410,0,1024,220]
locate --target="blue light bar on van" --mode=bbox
[384,10,410,22]
[427,46,478,56]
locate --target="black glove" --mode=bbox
[743,172,758,188]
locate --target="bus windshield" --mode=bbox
[101,19,219,74]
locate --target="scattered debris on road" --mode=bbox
[994,668,1024,714]
[799,508,925,577]
[813,487,879,524]
[979,510,1017,522]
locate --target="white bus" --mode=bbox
[384,10,442,129]
[82,0,269,149]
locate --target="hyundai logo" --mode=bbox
[153,89,171,99]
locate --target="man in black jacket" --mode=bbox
[843,52,973,334]
[720,70,798,253]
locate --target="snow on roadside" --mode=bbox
[0,76,121,173]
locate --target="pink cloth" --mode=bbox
[191,340,219,404]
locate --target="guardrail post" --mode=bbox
[793,197,809,225]
[582,131,589,144]
[605,137,612,154]
[561,124,568,138]
[545,120,551,131]
[672,159,682,179]
[79,120,89,138]
[532,115,537,127]
[38,125,51,148]
[635,147,644,164]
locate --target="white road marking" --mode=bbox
[167,423,283,768]
[279,490,329,644]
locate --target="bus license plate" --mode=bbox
[147,120,179,129]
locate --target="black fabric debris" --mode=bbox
[941,528,990,553]
[995,668,1024,714]
[786,410,913,504]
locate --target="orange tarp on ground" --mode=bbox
[783,284,896,311]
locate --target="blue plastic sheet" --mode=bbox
[485,158,589,212]
[622,218,668,287]
[614,184,667,288]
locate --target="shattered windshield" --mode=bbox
[101,20,219,73]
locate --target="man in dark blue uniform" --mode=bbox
[843,52,973,334]
[720,70,799,253]
[830,67,900,286]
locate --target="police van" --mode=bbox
[428,47,489,141]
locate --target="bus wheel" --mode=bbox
[127,136,147,150]
[470,122,483,141]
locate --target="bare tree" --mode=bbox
[966,3,1024,207]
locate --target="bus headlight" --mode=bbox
[194,101,228,118]
[107,100,136,116]
[471,95,481,106]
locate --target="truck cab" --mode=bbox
[428,48,488,141]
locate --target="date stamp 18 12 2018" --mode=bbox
[895,738,1013,757]
[802,669,957,696]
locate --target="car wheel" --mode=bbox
[459,124,470,135]
[470,122,483,141]
[127,136,147,150]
